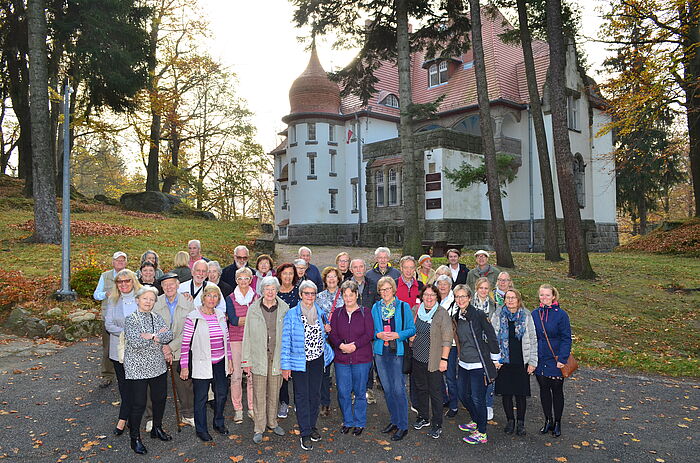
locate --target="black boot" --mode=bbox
[503,419,515,434]
[150,426,172,441]
[130,437,147,454]
[552,421,561,437]
[539,418,552,434]
[515,420,526,436]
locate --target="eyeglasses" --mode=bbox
[338,259,350,264]
[235,255,248,260]
[116,280,132,284]
[379,287,393,292]
[497,278,511,282]
[301,291,316,296]
[454,295,470,299]
[237,276,252,281]
[505,296,518,300]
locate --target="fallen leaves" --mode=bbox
[554,458,568,462]
[229,456,244,462]
[11,219,147,237]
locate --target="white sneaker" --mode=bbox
[278,402,289,419]
[181,417,195,427]
[234,410,243,423]
[487,407,494,420]
[247,409,255,420]
[145,420,152,432]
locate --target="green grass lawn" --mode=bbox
[433,253,700,378]
[0,203,698,378]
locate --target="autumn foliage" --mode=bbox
[617,219,700,256]
[0,270,59,309]
[11,219,147,237]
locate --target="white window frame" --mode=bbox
[290,124,297,144]
[330,191,337,211]
[328,124,335,142]
[309,156,315,175]
[567,95,580,131]
[308,122,316,141]
[375,170,385,207]
[429,64,439,87]
[330,150,336,174]
[382,94,399,108]
[388,168,398,206]
[290,159,297,183]
[352,182,359,211]
[439,61,448,83]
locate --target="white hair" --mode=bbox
[298,280,318,296]
[188,239,201,248]
[293,258,308,268]
[235,266,253,278]
[259,276,280,291]
[207,260,222,273]
[375,247,391,257]
[350,258,366,269]
[135,286,159,299]
[436,274,453,285]
[298,246,312,256]
[233,245,249,255]
[192,259,209,272]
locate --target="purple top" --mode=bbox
[328,306,374,365]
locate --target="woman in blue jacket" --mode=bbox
[371,276,416,442]
[280,280,334,452]
[532,284,572,438]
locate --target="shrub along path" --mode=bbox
[0,336,697,462]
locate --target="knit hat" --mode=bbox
[418,254,431,266]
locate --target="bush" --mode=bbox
[0,270,58,310]
[71,266,102,298]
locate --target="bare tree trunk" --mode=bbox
[516,0,561,261]
[683,0,699,217]
[396,0,422,257]
[638,197,647,235]
[545,0,595,278]
[145,11,161,191]
[468,0,514,268]
[27,0,60,243]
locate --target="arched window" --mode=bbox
[375,170,385,207]
[388,168,398,206]
[573,153,585,208]
[381,94,399,108]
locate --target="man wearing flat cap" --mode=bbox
[466,250,499,292]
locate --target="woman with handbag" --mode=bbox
[180,284,233,442]
[371,276,416,442]
[104,269,142,436]
[492,289,538,436]
[452,284,500,445]
[409,284,453,439]
[532,284,573,438]
[316,266,345,417]
[123,286,174,454]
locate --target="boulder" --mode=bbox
[64,320,102,341]
[21,317,48,338]
[45,307,63,317]
[120,191,181,213]
[46,325,66,341]
[94,194,119,206]
[68,310,96,323]
[169,203,217,220]
[5,307,29,330]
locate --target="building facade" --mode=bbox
[270,9,618,252]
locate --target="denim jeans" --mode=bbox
[292,356,324,437]
[457,366,488,434]
[335,362,371,427]
[443,346,459,411]
[374,353,409,431]
[192,360,229,434]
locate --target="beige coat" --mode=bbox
[185,308,231,380]
[152,293,194,360]
[411,305,454,372]
[241,297,289,377]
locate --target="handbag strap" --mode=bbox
[188,318,199,352]
[328,289,342,322]
[538,310,558,361]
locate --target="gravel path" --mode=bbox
[0,335,697,462]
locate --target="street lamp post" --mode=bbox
[56,83,77,301]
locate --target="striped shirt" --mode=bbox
[180,312,231,368]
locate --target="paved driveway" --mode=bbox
[0,335,697,462]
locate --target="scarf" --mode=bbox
[494,289,506,308]
[498,305,526,364]
[417,302,439,323]
[473,295,491,314]
[300,302,318,325]
[477,264,493,277]
[380,298,396,321]
[234,286,254,306]
[440,291,456,317]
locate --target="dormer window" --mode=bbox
[380,94,400,108]
[429,61,449,87]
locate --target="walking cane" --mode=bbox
[169,362,183,432]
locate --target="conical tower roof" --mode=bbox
[289,44,340,115]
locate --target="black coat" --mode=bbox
[451,263,468,287]
[221,262,254,290]
[453,304,500,383]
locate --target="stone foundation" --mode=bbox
[280,219,619,252]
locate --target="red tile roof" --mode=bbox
[340,7,551,118]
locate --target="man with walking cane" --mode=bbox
[147,273,196,429]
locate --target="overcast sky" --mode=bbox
[201,0,611,152]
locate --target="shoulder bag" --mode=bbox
[402,302,418,375]
[186,319,199,380]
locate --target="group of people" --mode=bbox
[94,243,572,454]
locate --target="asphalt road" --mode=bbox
[0,337,697,463]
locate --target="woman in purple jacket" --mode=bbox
[532,284,572,438]
[328,280,375,436]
